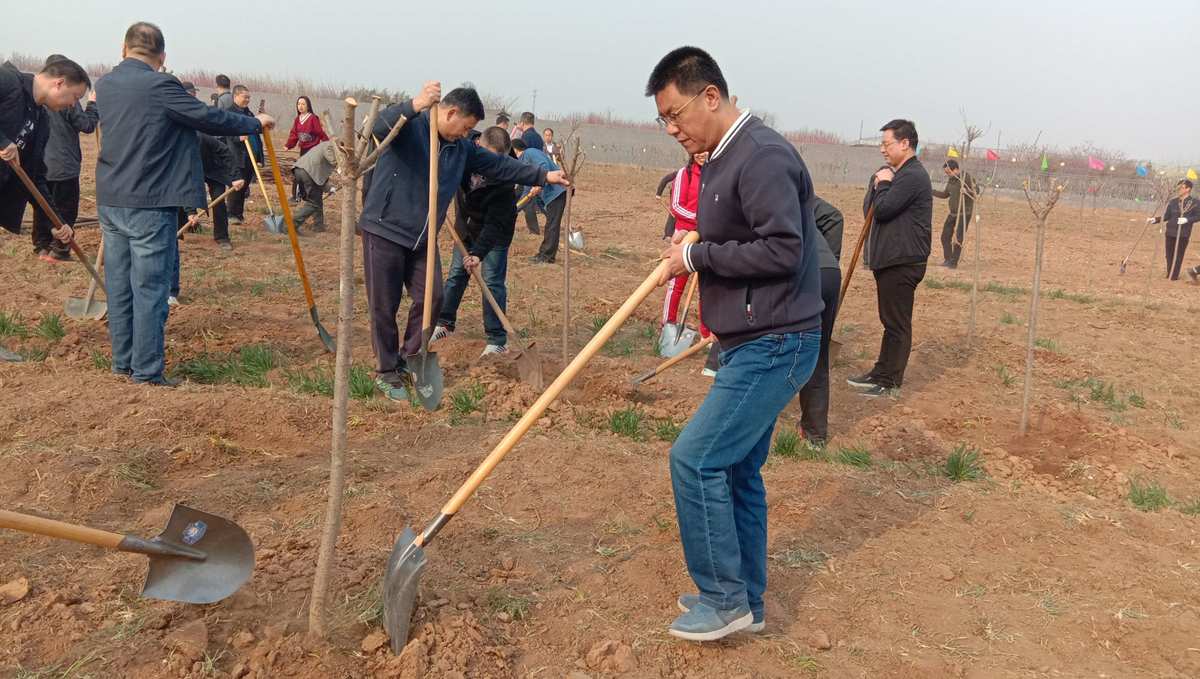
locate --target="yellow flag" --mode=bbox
[947,147,960,158]
[1188,168,1198,181]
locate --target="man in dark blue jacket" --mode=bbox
[514,111,545,234]
[95,22,273,386]
[649,46,823,642]
[358,81,568,401]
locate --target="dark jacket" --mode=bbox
[683,114,823,348]
[813,196,843,270]
[457,179,518,257]
[862,156,933,271]
[521,127,544,151]
[1163,196,1200,238]
[932,171,977,216]
[358,100,548,250]
[199,132,238,186]
[0,62,52,233]
[225,104,263,169]
[95,59,261,209]
[44,101,99,181]
[657,170,677,238]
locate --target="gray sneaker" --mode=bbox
[375,374,411,402]
[677,594,764,633]
[668,601,753,642]
[0,346,23,362]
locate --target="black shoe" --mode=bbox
[859,384,896,398]
[846,373,878,389]
[939,260,952,267]
[528,255,550,264]
[137,375,181,388]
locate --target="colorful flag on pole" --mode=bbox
[1136,164,1148,177]
[1088,156,1105,171]
[1040,154,1049,172]
[1189,168,1199,181]
[986,149,999,161]
[947,147,960,158]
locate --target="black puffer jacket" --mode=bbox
[0,61,51,233]
[862,156,933,270]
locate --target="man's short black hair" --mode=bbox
[1181,179,1194,190]
[543,127,553,135]
[124,21,165,58]
[520,111,535,126]
[644,46,729,99]
[944,159,959,170]
[511,138,528,152]
[880,119,918,150]
[40,57,91,89]
[232,85,249,95]
[215,74,231,89]
[480,126,511,154]
[496,112,510,125]
[442,85,484,121]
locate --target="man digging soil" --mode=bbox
[648,46,823,641]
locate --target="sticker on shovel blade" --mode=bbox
[182,520,208,545]
[417,384,435,398]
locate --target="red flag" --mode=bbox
[1088,155,1105,171]
[986,149,999,161]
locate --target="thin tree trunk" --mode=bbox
[1019,215,1047,435]
[309,98,359,637]
[562,187,573,364]
[968,211,981,344]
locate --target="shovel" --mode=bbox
[244,137,285,233]
[658,272,698,358]
[262,130,337,353]
[382,231,701,653]
[177,185,239,238]
[632,335,714,386]
[6,159,105,293]
[408,104,444,411]
[64,236,106,320]
[0,505,254,604]
[443,222,543,389]
[829,205,875,363]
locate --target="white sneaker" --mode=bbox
[167,296,179,307]
[480,344,508,357]
[701,368,717,378]
[430,325,453,343]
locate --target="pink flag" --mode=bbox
[986,149,999,161]
[1088,155,1105,171]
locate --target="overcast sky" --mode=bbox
[10,1,1198,164]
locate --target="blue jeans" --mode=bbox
[670,331,820,617]
[99,205,176,383]
[437,245,509,346]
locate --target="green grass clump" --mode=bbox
[654,418,682,443]
[36,313,65,341]
[287,368,334,397]
[0,311,30,338]
[609,407,645,441]
[771,429,801,457]
[943,443,984,482]
[1128,478,1171,512]
[449,383,486,423]
[485,588,532,621]
[1034,338,1061,353]
[90,350,112,371]
[174,343,282,386]
[834,445,872,468]
[999,311,1018,325]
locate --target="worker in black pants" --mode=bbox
[797,196,843,443]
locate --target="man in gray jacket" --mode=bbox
[32,54,99,263]
[292,139,337,232]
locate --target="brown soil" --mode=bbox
[2,135,1199,678]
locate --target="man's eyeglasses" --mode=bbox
[879,139,903,150]
[655,89,704,128]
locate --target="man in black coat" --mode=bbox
[0,57,90,246]
[848,119,933,396]
[224,85,261,227]
[1149,179,1200,280]
[32,54,99,264]
[95,22,273,386]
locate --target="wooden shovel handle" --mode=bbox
[838,206,875,310]
[6,159,105,290]
[177,185,238,238]
[262,131,320,311]
[82,236,105,307]
[438,232,701,517]
[244,137,275,212]
[636,335,713,384]
[422,105,440,347]
[442,221,529,352]
[676,271,698,329]
[0,509,123,550]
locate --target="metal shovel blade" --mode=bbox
[409,350,443,411]
[140,504,255,604]
[659,325,697,358]
[310,306,336,353]
[264,214,286,234]
[383,527,427,654]
[64,297,107,320]
[568,229,585,251]
[513,342,544,390]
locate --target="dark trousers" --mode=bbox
[291,169,325,230]
[171,208,187,297]
[227,160,254,220]
[206,180,231,242]
[522,200,540,234]
[292,146,310,201]
[797,267,841,441]
[869,262,926,388]
[536,194,567,261]
[1166,234,1190,280]
[362,230,443,382]
[940,210,971,266]
[31,177,80,253]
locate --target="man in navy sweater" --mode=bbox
[95,22,274,386]
[650,46,823,641]
[358,82,569,402]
